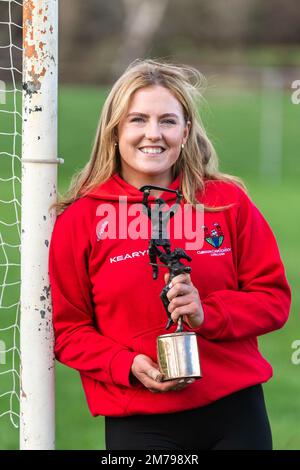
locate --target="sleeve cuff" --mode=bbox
[190,301,227,340]
[109,349,140,388]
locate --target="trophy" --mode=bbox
[140,184,202,381]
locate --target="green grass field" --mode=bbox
[0,85,299,449]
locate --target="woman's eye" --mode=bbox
[131,117,144,123]
[161,119,176,125]
[130,117,176,125]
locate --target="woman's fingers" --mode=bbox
[169,297,204,328]
[165,273,193,303]
[163,273,204,328]
[143,365,196,392]
[167,283,192,302]
[131,354,197,393]
[168,294,194,312]
[164,272,192,289]
[170,378,195,391]
[148,378,195,393]
[146,368,164,383]
[170,304,197,324]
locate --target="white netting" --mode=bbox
[0,0,22,429]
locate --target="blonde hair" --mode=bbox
[53,59,246,214]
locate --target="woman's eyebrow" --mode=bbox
[127,112,179,119]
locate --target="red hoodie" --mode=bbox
[49,173,291,417]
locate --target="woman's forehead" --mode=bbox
[126,85,184,114]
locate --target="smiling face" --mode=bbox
[117,85,190,189]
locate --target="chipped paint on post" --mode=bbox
[23,0,52,97]
[21,0,57,450]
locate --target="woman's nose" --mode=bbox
[145,121,162,140]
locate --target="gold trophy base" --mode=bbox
[157,331,202,381]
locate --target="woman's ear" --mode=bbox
[183,120,191,144]
[113,127,118,142]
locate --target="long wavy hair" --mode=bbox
[53,59,246,214]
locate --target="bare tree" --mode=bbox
[59,0,82,63]
[112,0,170,77]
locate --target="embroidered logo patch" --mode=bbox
[202,223,224,248]
[96,220,109,241]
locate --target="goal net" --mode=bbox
[0,0,58,449]
[0,0,22,434]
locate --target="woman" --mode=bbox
[49,59,291,450]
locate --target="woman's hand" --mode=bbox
[164,272,204,329]
[131,354,195,393]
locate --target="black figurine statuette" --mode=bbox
[140,185,192,332]
[140,183,201,381]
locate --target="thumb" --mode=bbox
[147,367,164,382]
[164,272,170,284]
[144,357,164,382]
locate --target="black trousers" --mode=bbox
[105,385,273,450]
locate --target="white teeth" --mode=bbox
[139,147,164,154]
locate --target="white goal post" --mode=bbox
[20,0,59,449]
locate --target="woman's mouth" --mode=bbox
[138,146,166,155]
